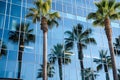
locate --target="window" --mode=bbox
[9,16,20,30]
[11,4,21,17]
[12,0,21,5]
[0,1,6,14]
[0,14,5,29]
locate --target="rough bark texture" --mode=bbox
[17,41,24,79]
[104,17,118,80]
[41,17,48,80]
[58,58,63,80]
[77,43,84,80]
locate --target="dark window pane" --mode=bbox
[0,29,3,40]
[8,0,11,2]
[5,15,9,30]
[0,14,5,29]
[6,3,10,15]
[0,1,6,14]
[22,7,27,18]
[11,4,21,17]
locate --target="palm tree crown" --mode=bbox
[65,23,96,60]
[87,0,120,26]
[94,50,111,80]
[9,23,35,44]
[94,50,112,71]
[84,68,98,80]
[26,0,60,30]
[49,43,71,80]
[37,62,55,78]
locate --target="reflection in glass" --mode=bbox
[49,43,71,80]
[93,50,111,80]
[9,23,35,79]
[64,23,96,80]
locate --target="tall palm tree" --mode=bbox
[113,36,120,55]
[37,62,55,80]
[0,40,7,58]
[9,23,35,79]
[64,23,96,80]
[94,50,112,80]
[87,0,120,80]
[48,43,71,80]
[84,68,98,80]
[26,0,60,80]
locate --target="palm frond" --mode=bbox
[87,12,97,19]
[114,2,120,9]
[97,64,103,71]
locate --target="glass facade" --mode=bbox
[0,0,120,80]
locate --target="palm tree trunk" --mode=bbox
[17,41,24,79]
[77,43,84,80]
[41,17,48,80]
[58,58,63,80]
[104,17,118,80]
[104,63,110,80]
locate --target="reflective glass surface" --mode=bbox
[0,0,120,80]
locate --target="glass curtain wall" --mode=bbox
[0,0,120,80]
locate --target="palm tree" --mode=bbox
[94,50,112,80]
[9,23,35,79]
[87,0,120,80]
[118,69,120,80]
[64,23,96,80]
[48,43,71,80]
[0,40,7,58]
[37,62,55,80]
[84,68,98,80]
[26,0,60,80]
[113,36,120,55]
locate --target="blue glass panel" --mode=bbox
[21,63,34,80]
[8,0,11,2]
[0,1,6,14]
[12,0,21,5]
[9,16,20,30]
[6,2,10,15]
[8,50,17,61]
[23,0,27,7]
[56,3,62,11]
[4,15,9,30]
[52,2,55,10]
[0,61,6,77]
[5,61,17,78]
[22,53,35,62]
[2,30,9,45]
[22,7,26,18]
[11,4,21,17]
[0,29,3,40]
[0,14,5,29]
